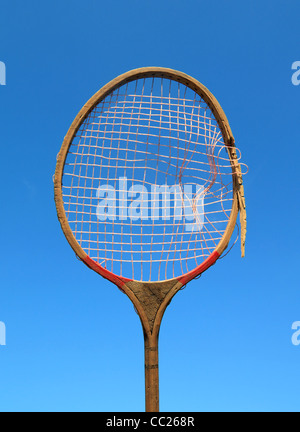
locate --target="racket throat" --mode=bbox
[125,279,183,334]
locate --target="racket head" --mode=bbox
[54,67,242,289]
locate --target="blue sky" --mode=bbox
[0,0,300,412]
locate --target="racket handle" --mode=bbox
[144,332,159,412]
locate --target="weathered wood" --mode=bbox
[54,67,247,412]
[126,279,180,333]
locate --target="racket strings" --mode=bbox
[62,77,243,281]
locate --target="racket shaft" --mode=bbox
[144,334,159,412]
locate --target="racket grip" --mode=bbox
[144,332,159,412]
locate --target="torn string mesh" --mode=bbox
[62,77,242,282]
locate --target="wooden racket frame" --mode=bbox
[54,67,245,412]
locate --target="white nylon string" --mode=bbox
[62,77,238,282]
